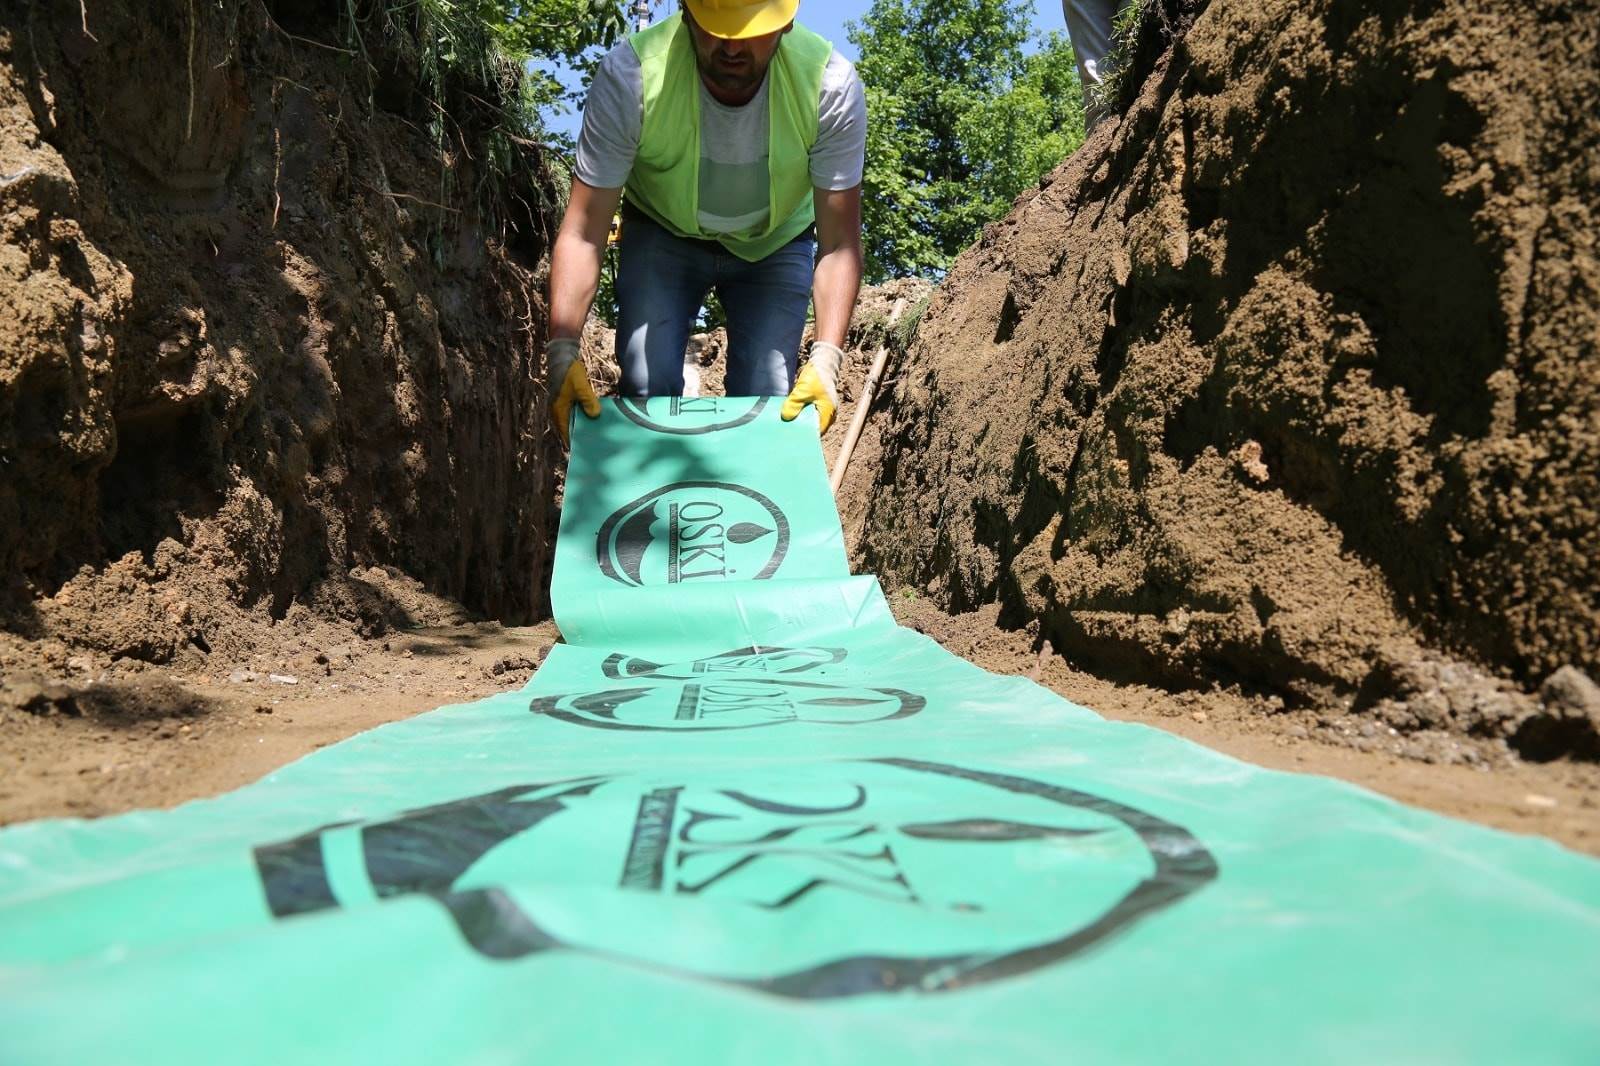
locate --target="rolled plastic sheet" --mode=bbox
[2,397,1598,1065]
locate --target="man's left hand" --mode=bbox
[781,341,845,433]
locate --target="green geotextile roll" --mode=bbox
[2,398,1598,1065]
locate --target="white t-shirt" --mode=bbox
[575,38,867,235]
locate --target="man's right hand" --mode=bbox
[546,178,621,445]
[547,338,601,445]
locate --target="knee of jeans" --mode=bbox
[616,371,652,398]
[618,327,688,397]
[722,338,799,396]
[760,362,796,396]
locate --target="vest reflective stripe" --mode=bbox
[627,14,831,262]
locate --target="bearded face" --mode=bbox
[682,6,792,100]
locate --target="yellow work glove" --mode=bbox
[780,341,844,433]
[546,337,600,445]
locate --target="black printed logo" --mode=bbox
[614,396,769,435]
[601,645,846,681]
[531,677,920,731]
[596,481,789,586]
[253,759,1218,999]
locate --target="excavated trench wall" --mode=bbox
[859,0,1599,735]
[0,1,560,664]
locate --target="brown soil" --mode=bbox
[0,1,561,662]
[1,608,559,825]
[852,0,1600,762]
[0,3,564,822]
[830,279,935,547]
[890,596,1599,856]
[8,581,1593,858]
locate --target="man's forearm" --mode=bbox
[548,229,604,341]
[811,240,862,349]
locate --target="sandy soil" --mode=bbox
[5,594,1594,858]
[0,619,558,825]
[12,271,1583,853]
[850,0,1600,762]
[1,3,558,642]
[5,294,1592,851]
[890,597,1599,857]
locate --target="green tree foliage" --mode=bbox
[848,0,1085,280]
[475,0,629,114]
[346,0,625,238]
[364,0,626,122]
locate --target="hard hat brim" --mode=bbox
[683,0,799,39]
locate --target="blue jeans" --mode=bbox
[615,213,815,396]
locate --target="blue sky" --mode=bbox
[782,0,1070,61]
[538,0,1072,140]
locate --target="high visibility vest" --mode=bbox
[626,14,832,262]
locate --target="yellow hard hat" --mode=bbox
[683,0,799,39]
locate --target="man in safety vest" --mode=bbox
[544,0,867,442]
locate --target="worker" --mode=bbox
[545,0,867,442]
[1063,0,1136,130]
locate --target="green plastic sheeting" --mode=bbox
[3,397,1599,1065]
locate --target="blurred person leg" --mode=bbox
[1063,0,1134,130]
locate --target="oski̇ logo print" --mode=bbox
[252,759,1218,999]
[614,396,769,435]
[601,645,847,681]
[596,481,789,586]
[531,677,921,731]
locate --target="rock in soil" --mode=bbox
[1541,667,1600,724]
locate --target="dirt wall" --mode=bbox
[0,1,560,671]
[857,0,1600,753]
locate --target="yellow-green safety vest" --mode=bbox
[625,14,832,262]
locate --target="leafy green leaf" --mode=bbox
[849,0,1086,281]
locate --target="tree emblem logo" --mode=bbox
[600,645,847,680]
[614,396,769,435]
[531,677,921,731]
[253,759,1218,999]
[596,481,790,586]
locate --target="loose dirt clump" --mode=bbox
[855,0,1600,762]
